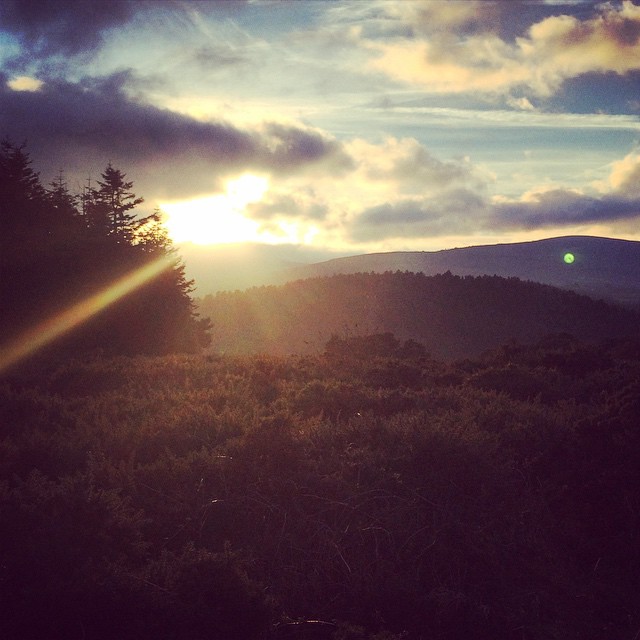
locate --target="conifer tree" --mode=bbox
[1,141,57,338]
[47,170,79,221]
[131,209,212,353]
[92,163,144,242]
[134,208,173,254]
[0,140,48,254]
[1,142,211,359]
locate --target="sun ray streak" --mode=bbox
[0,256,170,372]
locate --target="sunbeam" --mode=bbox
[0,257,170,372]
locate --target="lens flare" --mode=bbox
[563,252,575,264]
[0,256,170,372]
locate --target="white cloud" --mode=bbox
[7,75,42,91]
[507,96,536,111]
[346,137,485,192]
[234,132,640,248]
[602,151,640,197]
[491,154,640,230]
[369,1,640,97]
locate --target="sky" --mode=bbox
[1,0,640,264]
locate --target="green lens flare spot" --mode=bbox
[563,252,575,264]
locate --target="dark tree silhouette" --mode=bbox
[47,170,78,220]
[0,141,210,362]
[0,139,47,257]
[87,163,144,242]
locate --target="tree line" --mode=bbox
[0,141,210,362]
[198,270,639,359]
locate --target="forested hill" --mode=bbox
[198,271,639,360]
[283,236,640,307]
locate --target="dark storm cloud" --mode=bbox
[0,0,251,67]
[0,72,255,166]
[350,185,640,242]
[492,190,640,229]
[0,0,139,58]
[402,0,599,43]
[0,72,351,198]
[263,123,354,174]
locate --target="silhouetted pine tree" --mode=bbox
[47,170,78,219]
[0,140,54,338]
[0,140,47,258]
[0,141,210,361]
[87,163,143,243]
[126,209,212,354]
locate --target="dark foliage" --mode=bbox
[198,271,639,359]
[1,334,639,639]
[0,141,210,367]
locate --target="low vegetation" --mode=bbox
[2,334,639,639]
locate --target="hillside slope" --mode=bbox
[284,236,640,307]
[199,271,638,360]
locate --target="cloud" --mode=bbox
[347,185,640,244]
[192,44,249,69]
[6,75,43,92]
[0,0,139,58]
[347,137,484,192]
[370,1,640,98]
[261,123,354,175]
[345,148,640,242]
[0,0,254,82]
[492,188,640,229]
[0,72,255,195]
[248,191,329,222]
[0,72,351,199]
[349,189,488,242]
[507,96,536,111]
[604,152,640,197]
[490,156,640,230]
[238,136,490,244]
[389,1,502,37]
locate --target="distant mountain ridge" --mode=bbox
[284,236,640,307]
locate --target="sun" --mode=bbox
[226,174,269,208]
[161,174,269,245]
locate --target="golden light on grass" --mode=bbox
[0,256,170,372]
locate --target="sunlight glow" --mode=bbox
[0,257,170,372]
[162,174,270,245]
[7,75,43,92]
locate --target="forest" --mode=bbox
[198,271,639,360]
[2,142,640,639]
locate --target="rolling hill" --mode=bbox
[198,271,639,360]
[283,236,640,307]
